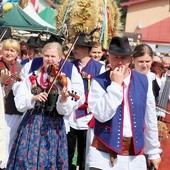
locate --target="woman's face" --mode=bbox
[43,48,61,71]
[133,54,153,74]
[2,47,18,65]
[89,46,103,61]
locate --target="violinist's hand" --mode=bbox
[0,69,11,85]
[59,86,69,103]
[148,158,161,170]
[110,65,126,85]
[32,92,48,103]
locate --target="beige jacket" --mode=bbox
[0,85,7,163]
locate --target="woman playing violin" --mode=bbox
[0,38,23,169]
[7,42,78,170]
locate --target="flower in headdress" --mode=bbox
[84,34,92,44]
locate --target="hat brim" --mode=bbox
[75,43,93,48]
[27,43,39,48]
[108,50,136,56]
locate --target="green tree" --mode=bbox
[115,0,128,31]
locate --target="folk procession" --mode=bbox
[0,0,170,170]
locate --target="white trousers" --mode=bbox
[85,128,94,170]
[87,146,147,170]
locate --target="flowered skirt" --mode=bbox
[7,109,68,170]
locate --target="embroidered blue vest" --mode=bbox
[94,70,148,154]
[72,58,103,118]
[29,57,73,80]
[20,58,29,66]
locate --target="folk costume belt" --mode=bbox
[92,136,143,167]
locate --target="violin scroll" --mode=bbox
[68,90,80,101]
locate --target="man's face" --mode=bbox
[73,45,87,59]
[26,46,36,59]
[109,54,132,72]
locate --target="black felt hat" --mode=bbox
[47,35,65,45]
[75,32,93,47]
[26,36,39,48]
[108,36,135,56]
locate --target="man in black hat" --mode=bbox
[87,36,161,170]
[67,32,105,170]
[20,36,40,66]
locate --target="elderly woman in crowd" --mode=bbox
[0,38,22,168]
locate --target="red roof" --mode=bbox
[121,0,154,7]
[134,17,170,43]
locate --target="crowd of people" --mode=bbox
[0,32,170,170]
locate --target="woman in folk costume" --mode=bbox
[133,44,164,96]
[132,44,165,113]
[7,42,80,169]
[0,38,23,168]
[0,85,7,169]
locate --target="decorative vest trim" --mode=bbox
[20,58,29,66]
[72,58,103,118]
[94,70,148,154]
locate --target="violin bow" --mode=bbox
[47,33,80,95]
[0,27,8,41]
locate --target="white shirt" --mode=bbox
[68,63,105,130]
[14,70,79,117]
[122,74,132,137]
[87,70,161,169]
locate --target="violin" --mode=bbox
[47,64,80,101]
[44,34,80,100]
[0,60,22,82]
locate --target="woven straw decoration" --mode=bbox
[56,0,122,49]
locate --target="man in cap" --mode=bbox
[67,32,105,170]
[87,36,161,170]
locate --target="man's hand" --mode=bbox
[148,157,161,170]
[110,65,126,85]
